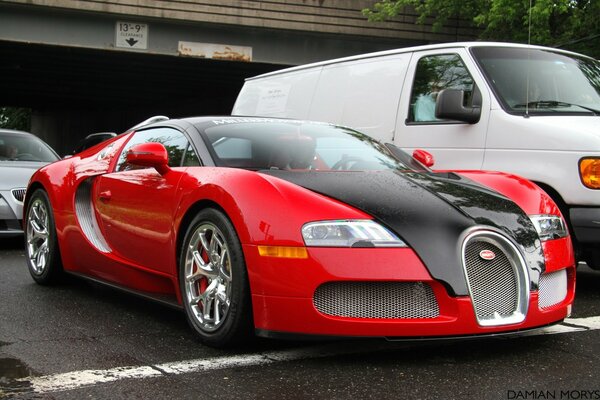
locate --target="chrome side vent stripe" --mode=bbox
[75,179,111,253]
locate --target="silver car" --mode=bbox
[0,128,59,237]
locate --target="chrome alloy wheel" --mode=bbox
[184,222,233,332]
[26,198,51,275]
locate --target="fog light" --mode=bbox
[579,158,600,189]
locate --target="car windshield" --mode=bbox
[200,119,422,172]
[471,47,600,115]
[0,132,59,162]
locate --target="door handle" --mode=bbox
[99,190,112,201]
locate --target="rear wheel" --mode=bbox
[179,208,252,347]
[25,189,63,284]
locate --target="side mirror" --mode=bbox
[412,149,434,168]
[126,142,170,175]
[435,88,481,124]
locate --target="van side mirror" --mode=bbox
[435,88,481,124]
[126,142,171,175]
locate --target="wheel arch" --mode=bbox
[175,199,230,269]
[531,181,569,217]
[23,181,48,214]
[532,180,579,250]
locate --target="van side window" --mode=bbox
[409,54,474,123]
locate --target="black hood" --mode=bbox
[261,169,544,296]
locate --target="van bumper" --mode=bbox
[569,207,600,268]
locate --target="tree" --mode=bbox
[0,107,31,131]
[363,0,600,58]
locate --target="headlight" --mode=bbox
[530,215,568,241]
[302,220,408,247]
[579,158,600,189]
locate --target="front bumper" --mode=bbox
[243,238,575,338]
[569,207,600,268]
[570,207,600,245]
[0,190,24,236]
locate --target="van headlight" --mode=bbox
[530,215,568,241]
[302,220,408,247]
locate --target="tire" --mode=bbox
[179,208,253,347]
[24,189,63,284]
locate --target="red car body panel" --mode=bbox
[24,124,576,339]
[455,170,562,217]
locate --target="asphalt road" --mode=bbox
[1,236,599,400]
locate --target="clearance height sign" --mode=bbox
[115,22,148,50]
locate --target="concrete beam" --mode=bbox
[0,0,477,42]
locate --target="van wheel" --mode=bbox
[179,208,253,347]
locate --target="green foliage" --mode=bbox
[0,107,31,131]
[363,0,600,58]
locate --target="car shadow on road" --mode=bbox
[0,236,24,251]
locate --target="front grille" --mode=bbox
[538,269,567,309]
[313,281,439,319]
[462,231,529,326]
[11,188,26,203]
[464,241,518,318]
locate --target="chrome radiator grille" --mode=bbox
[538,269,567,309]
[462,231,529,326]
[313,281,439,319]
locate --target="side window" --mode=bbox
[116,128,197,171]
[408,54,474,123]
[182,143,201,166]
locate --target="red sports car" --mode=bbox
[24,117,575,347]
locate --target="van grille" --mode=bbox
[313,281,439,319]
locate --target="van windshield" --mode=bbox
[471,47,600,115]
[200,120,426,172]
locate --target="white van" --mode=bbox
[233,42,600,268]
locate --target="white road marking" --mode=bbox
[555,316,600,331]
[8,316,600,395]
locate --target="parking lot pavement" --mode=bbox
[1,237,600,400]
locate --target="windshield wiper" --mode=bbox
[514,100,600,114]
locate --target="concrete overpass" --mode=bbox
[0,0,476,154]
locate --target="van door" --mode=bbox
[396,48,490,169]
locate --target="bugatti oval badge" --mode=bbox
[479,250,496,261]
